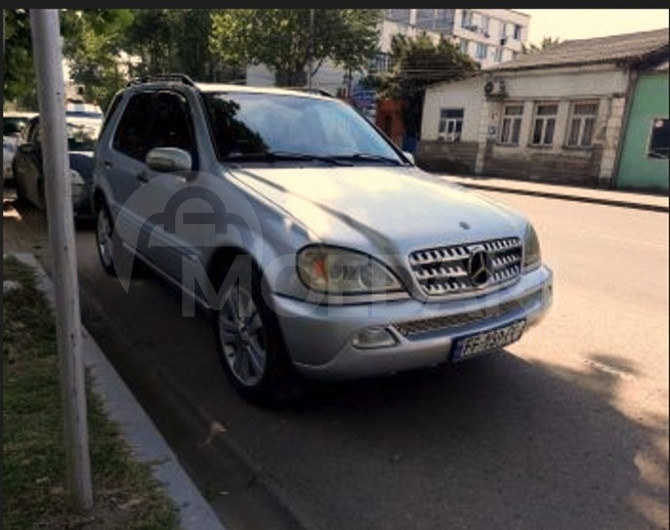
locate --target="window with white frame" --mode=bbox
[493,47,503,63]
[566,101,599,147]
[460,39,469,54]
[531,103,558,145]
[386,10,411,25]
[438,108,464,142]
[373,52,390,73]
[476,42,488,59]
[499,104,524,145]
[513,24,522,39]
[480,15,490,35]
[461,10,473,28]
[648,118,669,159]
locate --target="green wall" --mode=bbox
[616,73,669,192]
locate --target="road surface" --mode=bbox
[5,188,668,529]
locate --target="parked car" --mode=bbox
[13,115,101,217]
[92,75,553,405]
[66,100,104,120]
[3,111,37,181]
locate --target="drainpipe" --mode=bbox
[610,64,639,189]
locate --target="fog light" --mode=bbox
[352,327,397,349]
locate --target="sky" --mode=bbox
[516,9,669,44]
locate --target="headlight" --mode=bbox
[297,246,403,294]
[523,223,541,271]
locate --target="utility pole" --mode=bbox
[30,9,93,511]
[307,9,314,89]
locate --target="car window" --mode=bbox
[203,92,402,163]
[113,91,197,165]
[26,118,40,144]
[113,92,155,161]
[151,91,198,161]
[3,117,28,136]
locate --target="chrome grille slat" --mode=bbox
[409,237,523,297]
[394,289,542,337]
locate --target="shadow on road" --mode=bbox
[258,350,667,530]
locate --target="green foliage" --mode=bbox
[123,9,242,83]
[522,36,562,54]
[3,9,37,110]
[364,34,479,137]
[210,9,382,87]
[61,9,135,111]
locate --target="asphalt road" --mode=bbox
[9,189,668,530]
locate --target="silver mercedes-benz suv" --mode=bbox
[92,75,552,405]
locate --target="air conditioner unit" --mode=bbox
[500,38,507,45]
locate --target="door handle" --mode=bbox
[103,160,113,170]
[135,171,149,183]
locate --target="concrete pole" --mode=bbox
[29,9,93,511]
[307,9,314,89]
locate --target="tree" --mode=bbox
[363,34,479,140]
[4,9,37,110]
[60,9,134,110]
[522,36,562,54]
[123,10,241,83]
[210,9,382,87]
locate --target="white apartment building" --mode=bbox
[383,9,529,69]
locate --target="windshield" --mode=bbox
[202,92,403,164]
[66,120,101,151]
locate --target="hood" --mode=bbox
[229,165,527,254]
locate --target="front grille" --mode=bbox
[409,237,522,297]
[394,289,542,338]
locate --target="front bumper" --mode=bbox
[272,264,553,380]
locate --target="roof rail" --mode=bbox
[292,87,334,97]
[127,73,196,87]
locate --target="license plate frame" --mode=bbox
[451,319,527,363]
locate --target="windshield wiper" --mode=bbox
[226,151,352,166]
[332,153,405,166]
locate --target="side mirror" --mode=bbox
[402,151,415,165]
[145,147,192,173]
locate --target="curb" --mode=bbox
[9,252,227,530]
[440,178,669,213]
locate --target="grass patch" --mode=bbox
[3,256,179,529]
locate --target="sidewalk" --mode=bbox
[436,174,669,213]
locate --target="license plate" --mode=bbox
[451,319,526,362]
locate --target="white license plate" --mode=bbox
[451,319,526,362]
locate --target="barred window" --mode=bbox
[566,101,598,147]
[438,108,464,142]
[499,104,524,145]
[531,103,558,146]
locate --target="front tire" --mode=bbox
[213,257,299,407]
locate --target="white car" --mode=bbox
[3,111,37,182]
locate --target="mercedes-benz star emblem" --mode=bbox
[468,247,492,287]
